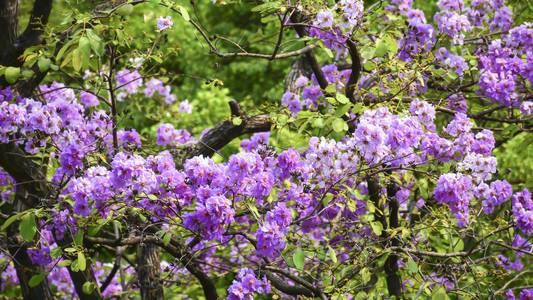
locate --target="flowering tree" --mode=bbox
[0,0,533,299]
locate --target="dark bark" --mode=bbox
[290,12,329,90]
[366,177,403,298]
[137,243,164,300]
[284,58,313,94]
[6,188,54,300]
[384,183,402,298]
[345,39,362,103]
[264,271,315,297]
[0,0,18,66]
[18,0,53,50]
[86,235,219,300]
[188,100,271,158]
[65,263,104,300]
[0,120,103,300]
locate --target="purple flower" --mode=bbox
[179,100,193,113]
[157,16,173,32]
[295,75,309,88]
[256,222,286,258]
[434,173,472,225]
[27,247,52,266]
[520,289,533,300]
[80,92,99,108]
[314,10,334,28]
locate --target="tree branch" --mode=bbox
[264,271,315,297]
[345,39,362,103]
[188,100,271,158]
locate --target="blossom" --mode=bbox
[314,10,334,28]
[179,100,193,113]
[157,16,173,31]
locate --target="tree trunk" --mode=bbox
[137,243,164,300]
[0,0,18,66]
[5,188,54,300]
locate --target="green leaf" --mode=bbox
[370,221,383,236]
[384,35,398,56]
[325,84,337,94]
[4,67,20,84]
[360,45,375,60]
[116,3,134,16]
[37,57,51,72]
[72,48,82,72]
[29,273,45,287]
[179,5,190,22]
[293,248,305,270]
[50,248,62,259]
[74,231,84,247]
[79,37,91,56]
[19,213,37,242]
[70,259,79,272]
[22,70,34,79]
[432,286,450,300]
[322,193,334,206]
[232,117,242,126]
[328,245,337,263]
[88,225,102,236]
[1,211,24,231]
[363,61,377,72]
[336,94,349,104]
[77,252,86,272]
[332,118,347,133]
[86,30,104,56]
[82,281,95,295]
[361,267,371,285]
[313,118,325,128]
[58,259,72,267]
[56,38,76,62]
[64,247,77,253]
[375,38,388,57]
[163,232,172,246]
[147,194,158,201]
[251,2,280,13]
[407,258,418,274]
[335,103,351,117]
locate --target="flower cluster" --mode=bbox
[156,123,195,146]
[227,268,270,300]
[435,8,472,45]
[157,16,173,32]
[435,47,469,76]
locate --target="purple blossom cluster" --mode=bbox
[156,123,195,146]
[116,68,183,105]
[0,85,114,181]
[435,47,469,76]
[144,78,176,104]
[309,26,349,60]
[183,195,235,240]
[506,288,533,300]
[257,203,292,258]
[512,188,533,236]
[335,0,364,29]
[398,9,435,61]
[434,3,472,45]
[157,16,173,32]
[0,254,19,291]
[476,24,533,111]
[240,132,269,152]
[0,167,14,201]
[227,268,270,300]
[434,173,472,227]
